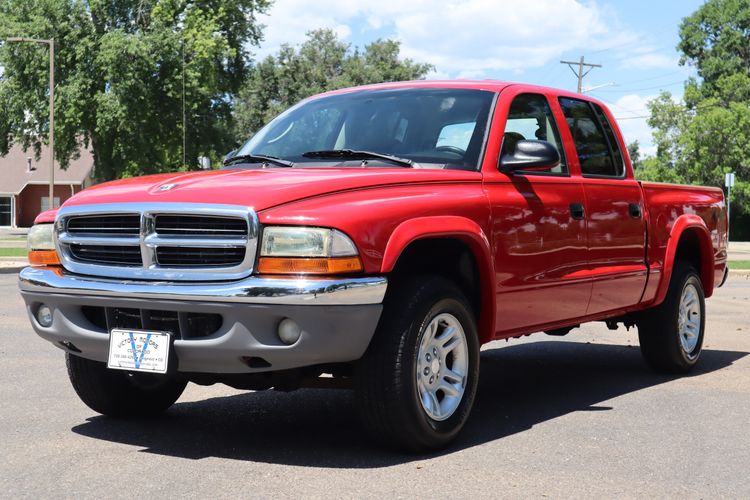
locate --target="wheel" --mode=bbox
[355,275,480,452]
[66,353,187,416]
[637,261,705,373]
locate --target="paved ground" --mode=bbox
[1,272,749,498]
[728,241,750,261]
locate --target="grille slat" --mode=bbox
[156,246,246,267]
[69,244,142,266]
[67,215,140,235]
[155,215,248,236]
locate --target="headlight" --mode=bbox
[27,223,55,251]
[27,224,61,266]
[261,227,358,257]
[258,226,362,275]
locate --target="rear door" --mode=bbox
[557,97,647,314]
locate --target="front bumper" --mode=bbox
[19,267,387,374]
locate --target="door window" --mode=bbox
[0,197,11,226]
[503,94,567,174]
[40,197,60,212]
[592,103,624,176]
[558,97,624,177]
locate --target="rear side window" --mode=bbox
[591,103,624,176]
[558,97,624,177]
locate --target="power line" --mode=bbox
[560,56,602,93]
[592,79,686,93]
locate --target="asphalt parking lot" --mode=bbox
[2,271,749,498]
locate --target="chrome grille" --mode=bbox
[55,203,258,281]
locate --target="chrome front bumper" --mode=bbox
[18,267,387,373]
[18,267,387,306]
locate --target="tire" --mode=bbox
[66,353,187,416]
[637,261,706,373]
[355,275,480,452]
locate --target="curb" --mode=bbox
[0,260,28,274]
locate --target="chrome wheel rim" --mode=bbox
[416,313,468,421]
[678,283,701,357]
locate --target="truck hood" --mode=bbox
[62,168,481,212]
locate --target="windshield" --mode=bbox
[235,88,496,170]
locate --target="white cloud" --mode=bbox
[602,94,656,155]
[620,52,678,70]
[253,0,639,76]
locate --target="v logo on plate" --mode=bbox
[129,332,152,369]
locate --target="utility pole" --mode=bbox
[7,37,55,209]
[560,56,602,93]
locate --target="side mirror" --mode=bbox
[499,140,560,173]
[223,149,238,163]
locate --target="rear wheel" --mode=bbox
[66,353,187,416]
[356,275,480,452]
[637,261,705,373]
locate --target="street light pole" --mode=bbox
[6,37,55,210]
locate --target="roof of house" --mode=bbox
[0,143,93,195]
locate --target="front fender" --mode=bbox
[381,216,496,343]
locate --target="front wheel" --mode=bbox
[66,353,187,416]
[356,275,480,452]
[637,261,706,373]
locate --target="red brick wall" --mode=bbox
[17,184,81,227]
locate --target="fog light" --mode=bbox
[278,318,303,345]
[37,304,53,327]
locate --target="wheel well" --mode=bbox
[673,228,711,293]
[389,238,481,320]
[675,230,702,272]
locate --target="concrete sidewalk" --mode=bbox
[728,241,750,261]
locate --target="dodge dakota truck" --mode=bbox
[19,81,728,452]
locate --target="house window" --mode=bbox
[40,197,60,212]
[0,197,11,227]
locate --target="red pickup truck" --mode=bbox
[20,81,728,452]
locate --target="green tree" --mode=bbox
[234,29,434,140]
[0,0,269,180]
[644,0,750,231]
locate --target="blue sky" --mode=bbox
[253,0,707,155]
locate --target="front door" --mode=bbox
[486,92,591,335]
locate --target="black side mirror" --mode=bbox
[499,139,560,173]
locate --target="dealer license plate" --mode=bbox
[107,329,171,374]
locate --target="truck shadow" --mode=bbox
[71,341,746,467]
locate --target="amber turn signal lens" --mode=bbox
[258,256,363,275]
[28,250,61,266]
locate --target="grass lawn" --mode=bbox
[730,260,750,270]
[0,247,27,257]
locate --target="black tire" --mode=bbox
[355,275,480,452]
[637,261,706,373]
[66,353,187,416]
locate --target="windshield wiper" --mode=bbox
[302,149,415,168]
[223,153,294,168]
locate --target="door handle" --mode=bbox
[629,203,642,219]
[570,203,585,220]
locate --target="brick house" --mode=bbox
[0,144,95,228]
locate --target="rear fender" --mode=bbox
[654,214,715,304]
[381,216,496,343]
